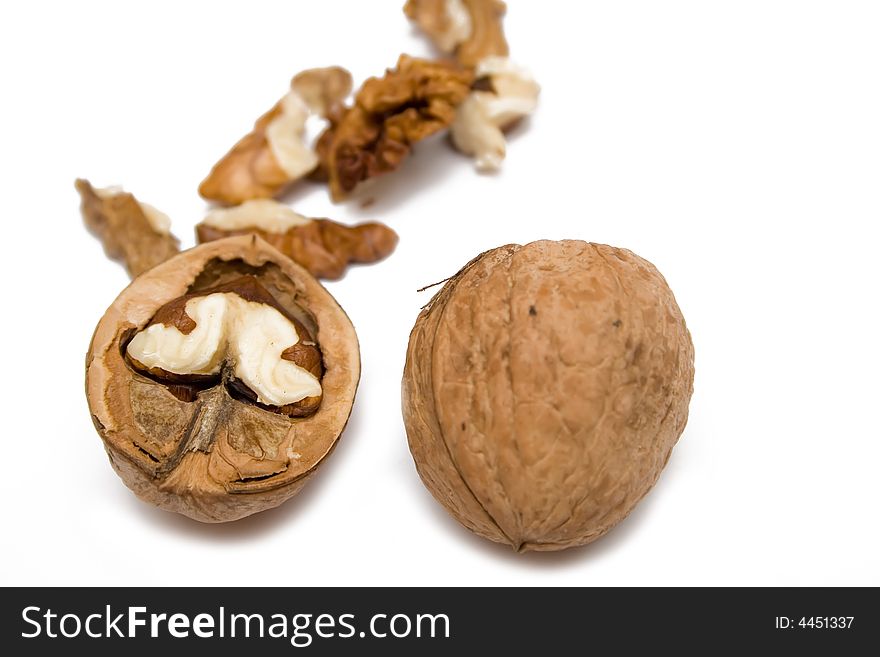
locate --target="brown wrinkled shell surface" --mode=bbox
[195,218,398,281]
[76,179,180,277]
[402,241,695,552]
[320,55,473,200]
[86,236,360,522]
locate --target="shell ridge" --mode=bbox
[430,263,517,547]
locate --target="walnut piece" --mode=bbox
[451,56,540,171]
[127,276,323,414]
[87,236,361,521]
[319,55,473,201]
[291,67,353,117]
[403,0,472,53]
[404,0,509,67]
[196,199,398,280]
[402,241,695,551]
[75,178,180,278]
[199,67,353,206]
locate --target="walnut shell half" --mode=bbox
[402,240,695,551]
[86,235,360,522]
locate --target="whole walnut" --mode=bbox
[402,240,695,552]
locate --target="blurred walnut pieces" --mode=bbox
[196,200,399,281]
[77,181,397,281]
[404,0,538,172]
[75,179,180,277]
[199,0,534,203]
[450,56,540,171]
[319,55,474,201]
[403,0,509,67]
[78,3,536,284]
[198,67,353,206]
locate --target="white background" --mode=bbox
[1,0,878,586]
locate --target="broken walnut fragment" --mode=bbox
[318,55,473,201]
[450,56,540,171]
[86,235,360,522]
[404,0,509,68]
[196,199,398,280]
[199,67,353,206]
[75,179,180,277]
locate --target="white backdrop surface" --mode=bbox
[0,1,878,586]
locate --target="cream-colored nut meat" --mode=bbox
[127,293,322,406]
[199,67,353,205]
[203,199,313,233]
[86,235,360,522]
[402,241,695,552]
[197,200,399,281]
[451,57,540,171]
[264,91,319,179]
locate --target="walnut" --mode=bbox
[196,199,398,280]
[318,55,473,201]
[450,56,540,170]
[75,179,180,278]
[86,235,360,522]
[402,241,695,551]
[199,67,353,205]
[404,0,509,67]
[126,275,324,417]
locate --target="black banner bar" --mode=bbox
[1,587,876,654]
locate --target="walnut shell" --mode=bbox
[402,240,695,551]
[86,235,360,522]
